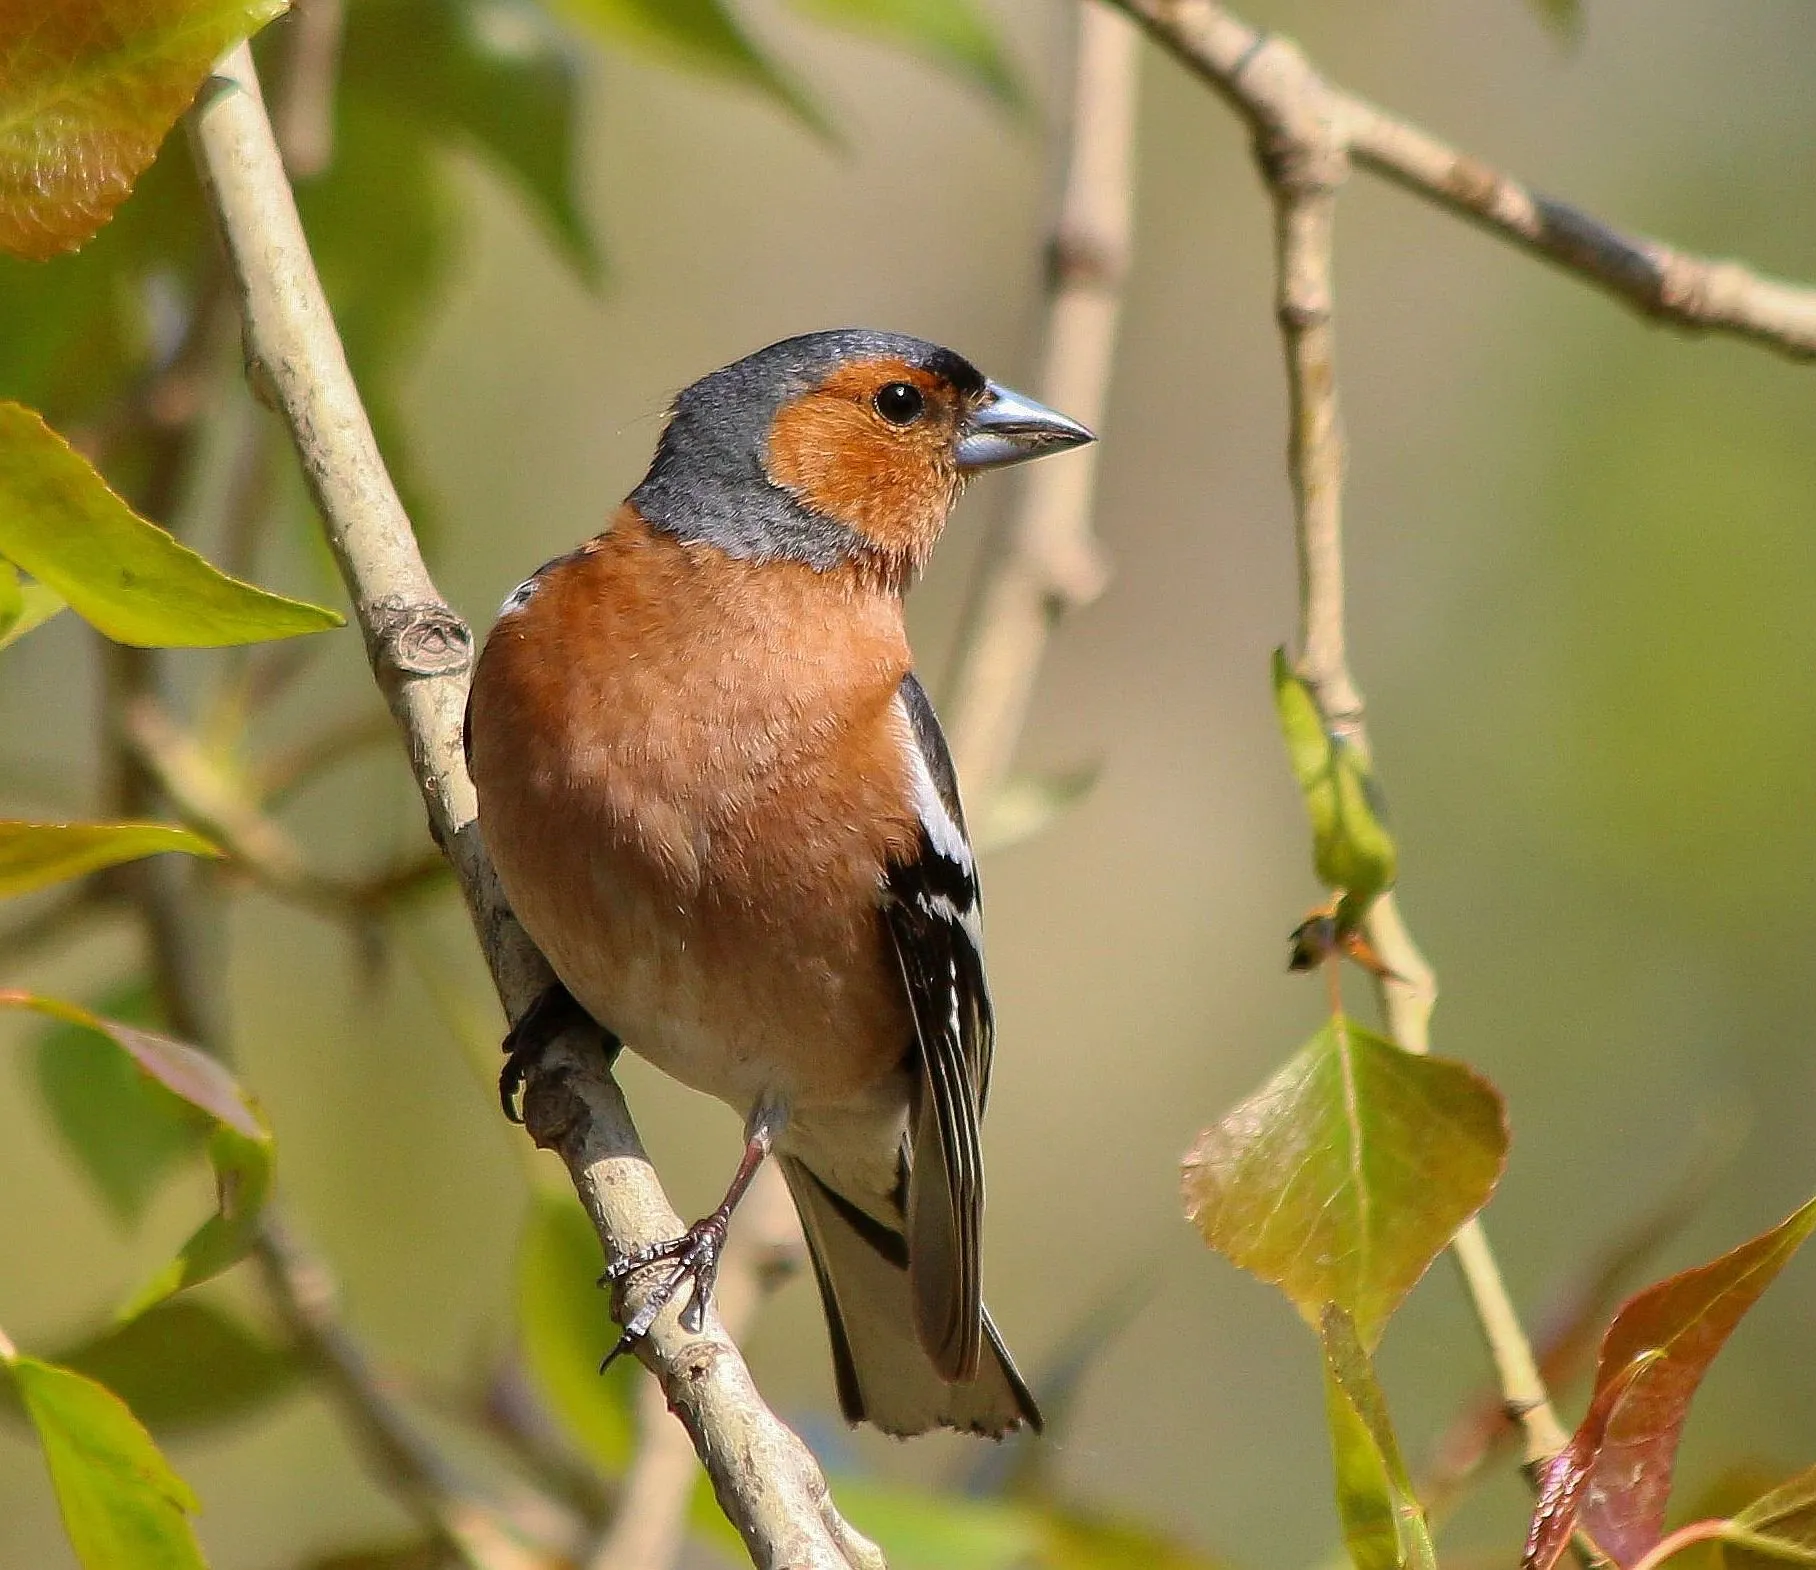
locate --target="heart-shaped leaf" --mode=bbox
[1182,1015,1506,1346]
[0,0,288,258]
[0,821,218,900]
[0,1345,205,1569]
[0,402,342,645]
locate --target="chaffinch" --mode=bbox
[465,330,1094,1438]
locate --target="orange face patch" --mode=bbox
[762,357,972,583]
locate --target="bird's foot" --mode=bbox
[499,981,608,1122]
[596,1214,731,1369]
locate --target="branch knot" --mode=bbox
[369,598,472,680]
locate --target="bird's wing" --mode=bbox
[882,671,992,1381]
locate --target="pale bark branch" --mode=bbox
[945,3,1140,798]
[1105,0,1816,360]
[186,42,881,1570]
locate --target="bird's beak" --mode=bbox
[955,381,1096,472]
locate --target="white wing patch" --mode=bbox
[497,577,540,617]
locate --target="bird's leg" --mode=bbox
[597,1108,782,1366]
[499,980,614,1122]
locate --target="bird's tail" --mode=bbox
[778,1155,1040,1439]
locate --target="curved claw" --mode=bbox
[596,1217,729,1370]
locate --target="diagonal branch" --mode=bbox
[1105,0,1816,361]
[186,41,882,1570]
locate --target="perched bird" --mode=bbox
[465,330,1093,1437]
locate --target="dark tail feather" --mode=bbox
[779,1155,1039,1439]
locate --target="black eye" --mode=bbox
[873,382,924,425]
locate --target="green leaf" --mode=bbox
[1181,1015,1507,1346]
[2,1349,205,1570]
[1724,1466,1816,1568]
[0,820,219,900]
[0,0,288,258]
[32,980,210,1227]
[553,0,827,134]
[340,0,600,284]
[974,764,1101,854]
[0,573,66,649]
[789,0,1023,111]
[0,991,274,1317]
[30,1300,299,1436]
[1034,1508,1235,1570]
[836,1479,1040,1570]
[1320,1307,1436,1570]
[0,402,344,644]
[1576,1195,1816,1566]
[515,1187,640,1474]
[1272,648,1398,928]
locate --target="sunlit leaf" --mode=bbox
[836,1479,1039,1570]
[1576,1196,1816,1566]
[0,0,287,258]
[789,0,1023,110]
[1182,1015,1506,1346]
[515,1186,640,1475]
[39,1300,299,1435]
[0,991,274,1317]
[1272,648,1397,930]
[1320,1307,1436,1570]
[0,403,343,644]
[1,1348,205,1569]
[32,980,209,1227]
[974,764,1100,854]
[554,0,826,133]
[340,0,600,284]
[0,820,218,900]
[1521,1348,1663,1570]
[1724,1466,1816,1568]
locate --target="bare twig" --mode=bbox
[1105,0,1816,361]
[587,1166,806,1570]
[187,43,883,1570]
[945,2,1139,798]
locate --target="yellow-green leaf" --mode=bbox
[0,569,66,649]
[1,1349,205,1570]
[1724,1466,1816,1567]
[0,0,288,259]
[0,402,342,645]
[0,820,218,900]
[1320,1307,1437,1570]
[1182,1016,1506,1346]
[1272,648,1397,928]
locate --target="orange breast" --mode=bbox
[466,506,922,1112]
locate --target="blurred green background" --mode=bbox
[4,0,1816,1564]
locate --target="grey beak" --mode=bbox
[955,380,1096,472]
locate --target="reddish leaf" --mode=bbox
[1579,1197,1816,1566]
[1522,1349,1662,1570]
[1182,1016,1506,1346]
[0,0,287,259]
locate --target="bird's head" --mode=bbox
[629,329,1095,589]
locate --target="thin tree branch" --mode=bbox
[945,2,1139,798]
[1104,0,1816,361]
[1112,3,1572,1472]
[186,42,884,1570]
